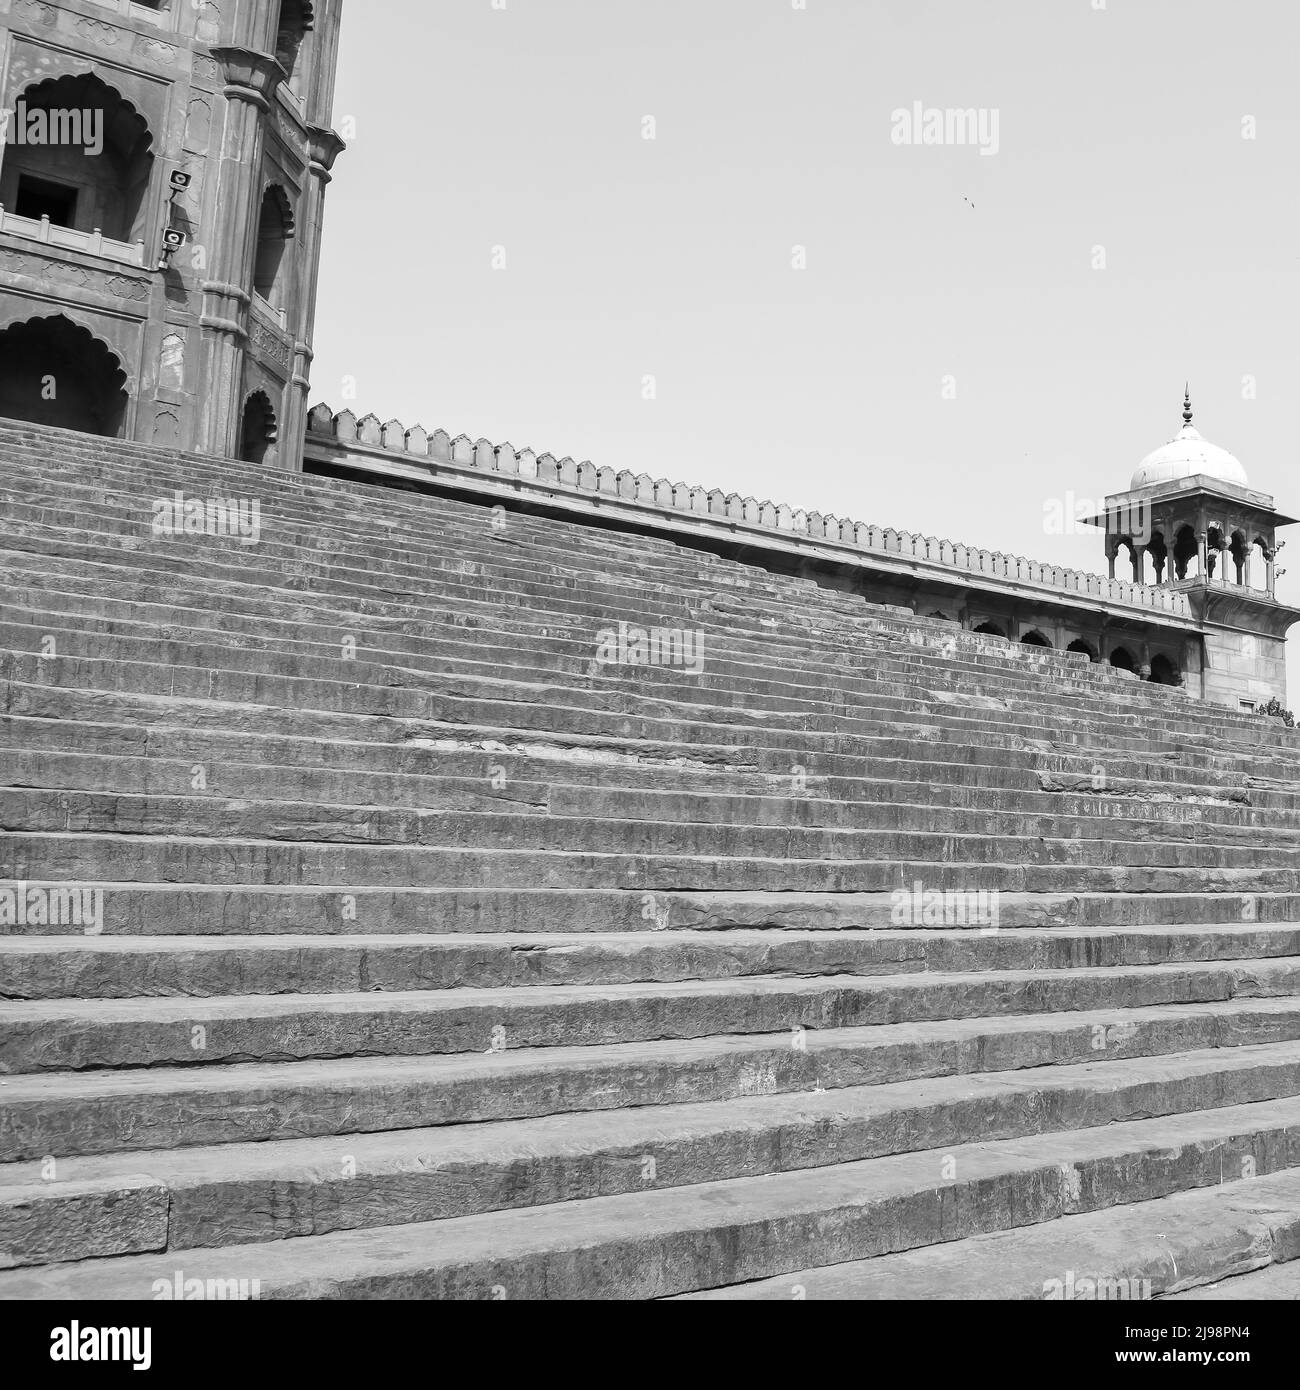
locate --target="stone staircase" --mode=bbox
[3,418,1300,1299]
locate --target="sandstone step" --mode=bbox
[5,958,1300,1074]
[6,924,1300,999]
[3,646,1285,796]
[1166,1262,1300,1299]
[7,996,1300,1161]
[7,829,1289,894]
[5,716,1293,821]
[8,688,1281,811]
[6,1044,1300,1267]
[5,1100,1300,1299]
[0,882,1284,936]
[676,1161,1300,1300]
[4,750,1290,850]
[5,787,1291,874]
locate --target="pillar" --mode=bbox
[281,124,346,471]
[199,48,286,459]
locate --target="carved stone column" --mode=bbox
[198,48,286,459]
[282,123,346,471]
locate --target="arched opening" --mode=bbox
[1149,654,1180,687]
[1206,527,1226,581]
[253,185,295,307]
[275,0,314,90]
[1066,638,1099,662]
[1146,531,1168,584]
[0,73,154,244]
[1253,537,1273,590]
[1124,539,1146,585]
[927,611,955,622]
[1230,531,1249,585]
[972,621,1006,638]
[238,390,278,465]
[1173,525,1198,581]
[0,314,128,436]
[1109,646,1137,673]
[1020,629,1052,649]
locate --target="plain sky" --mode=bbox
[312,0,1300,692]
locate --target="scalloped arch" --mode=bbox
[260,183,297,240]
[0,312,131,437]
[13,71,155,160]
[0,311,129,394]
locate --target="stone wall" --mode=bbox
[305,403,1195,625]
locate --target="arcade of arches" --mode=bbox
[940,614,1183,685]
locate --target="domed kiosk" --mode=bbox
[1131,391,1250,491]
[1085,389,1300,710]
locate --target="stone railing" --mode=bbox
[0,206,146,267]
[305,404,1194,620]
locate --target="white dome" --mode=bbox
[1130,394,1248,490]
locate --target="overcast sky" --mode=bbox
[312,0,1300,692]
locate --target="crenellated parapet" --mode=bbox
[304,403,1193,620]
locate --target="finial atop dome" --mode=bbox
[1130,388,1248,490]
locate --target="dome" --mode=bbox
[1130,391,1248,490]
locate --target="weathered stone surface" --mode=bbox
[4,422,1300,1299]
[0,1176,167,1269]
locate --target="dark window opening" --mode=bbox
[15,175,79,227]
[1109,647,1136,673]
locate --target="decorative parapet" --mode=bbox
[304,404,1193,620]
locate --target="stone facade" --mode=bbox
[0,0,345,468]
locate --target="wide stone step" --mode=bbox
[0,882,1284,936]
[6,1100,1300,1299]
[6,924,1300,999]
[13,995,1300,1161]
[4,562,1228,741]
[0,542,1273,761]
[4,647,1282,791]
[4,597,1233,755]
[677,1160,1300,1300]
[6,1043,1300,1268]
[5,959,1300,1074]
[1167,1262,1300,1299]
[5,787,1292,872]
[8,691,1283,813]
[4,751,1291,847]
[5,714,1292,818]
[7,829,1289,894]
